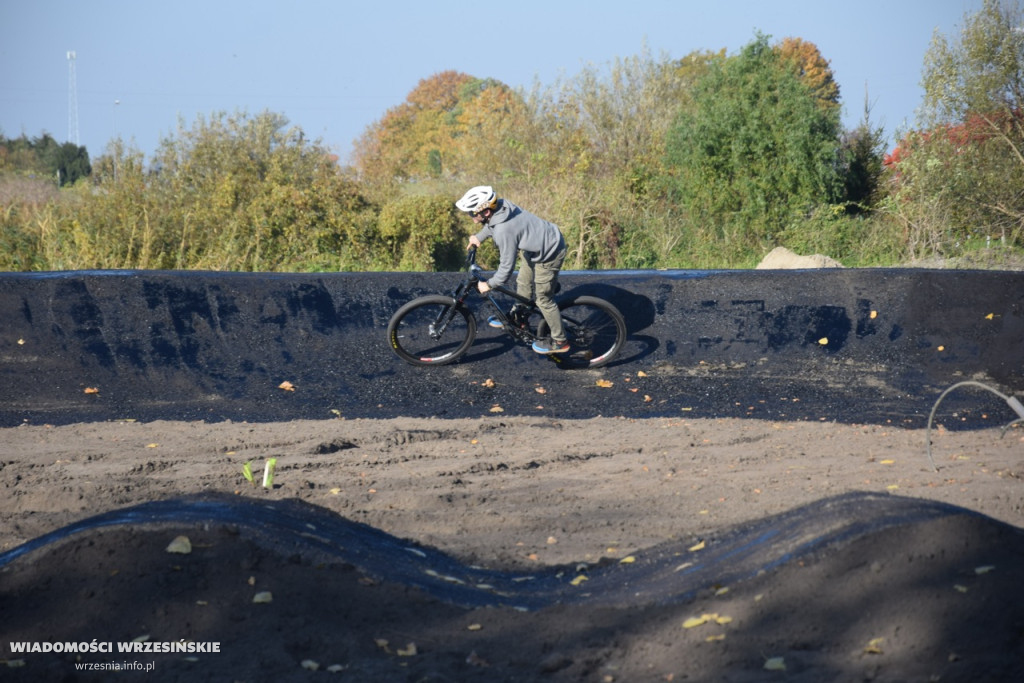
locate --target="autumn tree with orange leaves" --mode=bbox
[352,71,534,190]
[775,37,840,113]
[352,70,472,187]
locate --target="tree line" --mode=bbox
[1,0,1021,273]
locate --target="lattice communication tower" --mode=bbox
[67,50,79,146]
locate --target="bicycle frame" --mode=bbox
[457,248,543,342]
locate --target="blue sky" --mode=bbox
[1,0,981,165]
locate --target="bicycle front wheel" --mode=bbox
[387,295,477,366]
[538,295,626,369]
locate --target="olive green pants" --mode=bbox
[516,245,567,343]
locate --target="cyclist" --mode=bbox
[456,185,570,354]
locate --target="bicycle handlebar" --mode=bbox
[465,246,484,281]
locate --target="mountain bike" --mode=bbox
[387,247,626,369]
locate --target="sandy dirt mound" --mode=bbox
[2,416,1023,681]
[755,246,844,269]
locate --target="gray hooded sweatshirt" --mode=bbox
[473,199,565,288]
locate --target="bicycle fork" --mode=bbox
[430,287,472,340]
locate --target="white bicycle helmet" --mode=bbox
[455,185,497,214]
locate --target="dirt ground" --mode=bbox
[2,415,1023,682]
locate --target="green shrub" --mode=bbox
[377,194,464,271]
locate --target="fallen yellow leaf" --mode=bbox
[596,379,614,388]
[682,613,731,629]
[482,378,496,388]
[84,387,99,394]
[764,657,786,671]
[688,540,706,552]
[535,386,547,394]
[165,536,192,554]
[864,637,885,654]
[489,404,504,413]
[396,643,418,657]
[570,574,589,586]
[278,381,295,391]
[637,371,648,377]
[619,555,636,564]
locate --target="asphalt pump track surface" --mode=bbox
[1,267,1021,427]
[1,491,1017,611]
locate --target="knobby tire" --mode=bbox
[537,295,626,369]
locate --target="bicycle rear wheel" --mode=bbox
[537,295,626,369]
[387,295,477,366]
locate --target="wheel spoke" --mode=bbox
[539,297,625,368]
